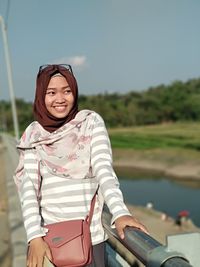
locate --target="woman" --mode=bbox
[14,64,147,267]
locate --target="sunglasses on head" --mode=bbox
[38,64,73,75]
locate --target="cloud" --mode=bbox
[51,56,88,71]
[68,56,87,67]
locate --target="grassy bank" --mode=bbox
[108,122,200,180]
[108,122,200,150]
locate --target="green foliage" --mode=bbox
[1,77,200,134]
[0,98,34,135]
[16,98,34,131]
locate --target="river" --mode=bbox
[115,167,200,227]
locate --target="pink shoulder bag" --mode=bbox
[43,193,96,267]
[37,162,97,267]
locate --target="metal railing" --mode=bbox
[102,210,198,267]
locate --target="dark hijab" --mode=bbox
[33,65,78,133]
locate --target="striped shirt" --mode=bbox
[19,111,131,245]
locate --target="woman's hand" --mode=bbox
[27,237,52,267]
[115,215,149,239]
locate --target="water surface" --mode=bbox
[115,167,200,226]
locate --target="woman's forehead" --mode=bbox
[48,75,68,87]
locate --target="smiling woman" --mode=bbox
[45,74,74,119]
[13,64,147,267]
[33,64,79,133]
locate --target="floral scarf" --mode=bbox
[14,110,95,189]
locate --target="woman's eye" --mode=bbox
[64,89,72,94]
[46,91,55,95]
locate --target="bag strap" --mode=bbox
[37,160,98,226]
[87,187,98,225]
[37,160,42,202]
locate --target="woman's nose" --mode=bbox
[56,92,65,102]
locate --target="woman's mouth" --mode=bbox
[54,106,67,112]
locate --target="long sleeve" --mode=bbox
[91,114,131,224]
[19,149,47,243]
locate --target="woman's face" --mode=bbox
[45,75,74,118]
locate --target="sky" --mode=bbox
[0,0,200,101]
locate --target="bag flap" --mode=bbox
[44,220,83,248]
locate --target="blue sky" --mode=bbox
[0,0,200,101]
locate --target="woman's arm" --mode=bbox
[20,150,46,242]
[91,113,148,237]
[18,150,52,265]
